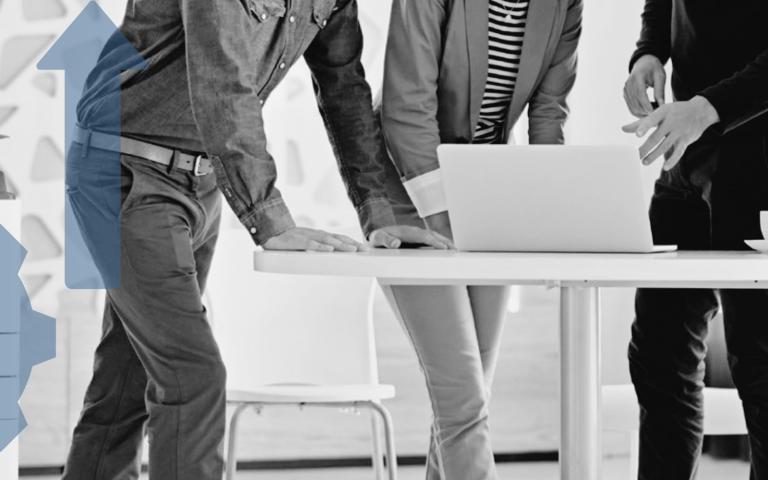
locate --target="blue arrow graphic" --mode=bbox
[37,1,146,289]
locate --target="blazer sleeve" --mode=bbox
[527,0,583,145]
[380,0,448,218]
[699,48,768,134]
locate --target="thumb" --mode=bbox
[369,229,401,249]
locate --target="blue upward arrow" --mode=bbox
[37,1,147,289]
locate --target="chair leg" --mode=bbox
[370,412,385,480]
[366,401,398,480]
[226,403,250,480]
[629,430,640,480]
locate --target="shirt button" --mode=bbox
[259,99,264,105]
[250,227,257,235]
[289,15,296,23]
[322,19,328,27]
[260,13,268,20]
[279,62,286,69]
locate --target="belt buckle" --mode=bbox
[192,155,206,176]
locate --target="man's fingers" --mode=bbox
[652,70,666,106]
[624,81,651,117]
[622,118,642,133]
[429,231,455,249]
[638,124,669,159]
[642,134,676,166]
[635,82,654,115]
[318,234,358,252]
[304,240,334,252]
[663,142,686,171]
[625,108,664,137]
[303,229,362,252]
[331,233,368,252]
[369,230,401,249]
[412,229,450,250]
[623,88,646,118]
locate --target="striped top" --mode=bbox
[473,0,529,144]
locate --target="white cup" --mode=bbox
[761,211,768,239]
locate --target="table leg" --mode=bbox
[560,286,601,480]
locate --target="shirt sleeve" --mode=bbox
[629,0,672,72]
[698,48,768,134]
[380,0,448,218]
[303,0,396,237]
[528,0,582,145]
[179,0,295,245]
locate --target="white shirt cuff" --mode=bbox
[402,169,448,218]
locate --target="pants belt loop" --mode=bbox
[167,150,179,174]
[80,129,92,160]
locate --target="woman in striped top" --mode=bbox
[376,1,583,478]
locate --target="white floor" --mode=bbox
[34,455,749,480]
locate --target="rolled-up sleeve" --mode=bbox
[304,0,396,236]
[180,0,294,245]
[381,0,448,218]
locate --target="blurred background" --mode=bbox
[0,0,748,478]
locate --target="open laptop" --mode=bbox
[437,145,676,253]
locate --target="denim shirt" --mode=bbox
[77,0,396,243]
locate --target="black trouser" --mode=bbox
[63,142,225,480]
[629,130,768,480]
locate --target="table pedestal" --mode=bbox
[560,287,601,480]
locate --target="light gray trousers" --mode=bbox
[384,285,510,480]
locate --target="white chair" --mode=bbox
[602,384,747,478]
[207,230,397,480]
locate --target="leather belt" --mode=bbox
[74,126,215,176]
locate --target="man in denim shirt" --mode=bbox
[63,1,450,479]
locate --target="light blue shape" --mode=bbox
[37,1,146,289]
[0,226,56,452]
[0,334,19,376]
[0,224,22,334]
[0,377,18,420]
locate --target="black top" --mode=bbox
[631,0,768,133]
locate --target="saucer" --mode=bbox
[745,239,768,254]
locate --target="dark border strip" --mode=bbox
[19,451,558,477]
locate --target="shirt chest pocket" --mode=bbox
[311,0,337,29]
[245,0,286,22]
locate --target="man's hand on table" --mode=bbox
[622,96,720,171]
[263,227,368,252]
[369,225,453,250]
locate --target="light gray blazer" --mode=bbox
[378,0,583,218]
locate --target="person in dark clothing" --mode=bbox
[622,1,768,479]
[62,1,449,479]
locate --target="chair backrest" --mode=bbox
[206,228,380,391]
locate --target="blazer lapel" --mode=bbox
[508,0,559,124]
[465,0,489,133]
